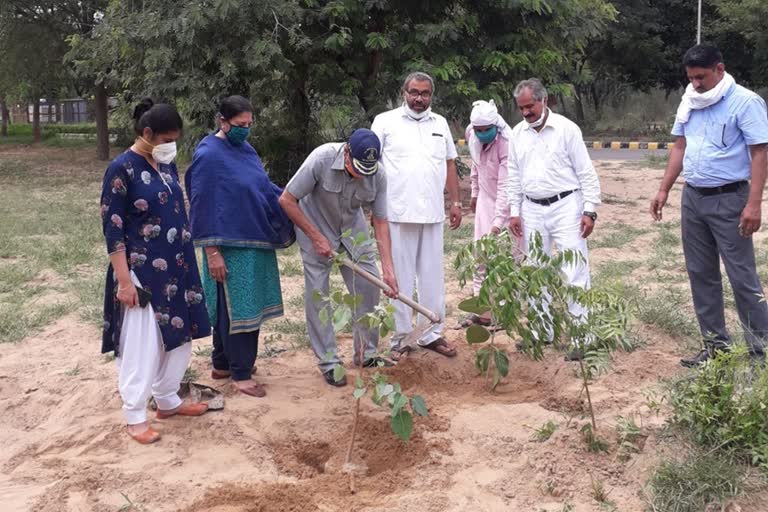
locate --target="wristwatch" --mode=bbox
[583,211,597,221]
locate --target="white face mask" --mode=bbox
[403,103,430,121]
[528,105,549,128]
[152,142,177,165]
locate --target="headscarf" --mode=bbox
[676,72,735,124]
[467,99,512,165]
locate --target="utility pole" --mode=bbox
[697,0,702,44]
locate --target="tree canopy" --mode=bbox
[1,0,767,175]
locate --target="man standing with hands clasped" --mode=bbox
[507,78,601,361]
[650,44,768,367]
[371,71,462,360]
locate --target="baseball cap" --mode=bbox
[348,128,381,176]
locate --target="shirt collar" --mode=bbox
[331,143,346,170]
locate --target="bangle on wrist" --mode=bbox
[209,251,220,257]
[117,284,131,291]
[452,201,462,208]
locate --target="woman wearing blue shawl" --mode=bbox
[185,96,295,397]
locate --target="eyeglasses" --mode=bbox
[406,90,432,100]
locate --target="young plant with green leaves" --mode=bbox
[670,343,768,472]
[454,231,631,433]
[314,229,427,492]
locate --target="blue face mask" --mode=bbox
[226,125,250,146]
[475,126,497,144]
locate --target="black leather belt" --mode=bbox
[526,190,577,206]
[687,181,747,196]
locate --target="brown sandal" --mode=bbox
[211,367,257,380]
[422,337,457,358]
[233,380,267,398]
[127,426,161,444]
[389,345,414,362]
[156,401,209,419]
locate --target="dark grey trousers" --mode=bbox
[301,250,381,372]
[681,183,767,355]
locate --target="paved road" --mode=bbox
[588,148,668,161]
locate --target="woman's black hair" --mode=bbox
[133,97,183,136]
[219,95,253,120]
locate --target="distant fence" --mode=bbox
[456,139,673,150]
[2,97,117,125]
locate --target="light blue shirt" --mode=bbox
[672,83,768,187]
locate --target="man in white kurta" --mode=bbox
[371,71,462,358]
[507,78,602,360]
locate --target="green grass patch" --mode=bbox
[593,260,642,286]
[287,294,305,309]
[268,318,310,348]
[645,452,747,512]
[279,257,304,277]
[531,420,558,442]
[193,345,213,358]
[0,153,106,341]
[602,193,638,207]
[633,286,699,341]
[647,221,683,272]
[0,123,109,148]
[0,302,74,343]
[444,223,474,254]
[669,344,768,470]
[590,223,649,249]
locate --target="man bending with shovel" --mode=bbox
[279,129,399,387]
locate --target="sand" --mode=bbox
[1,157,765,511]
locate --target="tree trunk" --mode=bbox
[573,88,586,126]
[95,82,110,161]
[358,47,383,121]
[293,64,311,158]
[32,99,41,143]
[590,84,602,120]
[0,95,8,137]
[557,93,568,118]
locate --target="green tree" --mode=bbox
[73,0,616,182]
[0,1,108,146]
[559,0,755,127]
[715,0,768,85]
[0,1,70,142]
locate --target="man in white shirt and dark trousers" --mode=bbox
[371,71,462,359]
[507,78,602,360]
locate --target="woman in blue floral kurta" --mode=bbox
[101,99,211,444]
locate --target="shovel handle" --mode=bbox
[338,255,440,324]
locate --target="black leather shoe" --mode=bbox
[681,348,712,368]
[362,356,394,368]
[323,369,347,387]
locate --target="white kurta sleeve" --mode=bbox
[506,136,523,217]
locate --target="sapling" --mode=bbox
[455,231,631,433]
[314,229,427,493]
